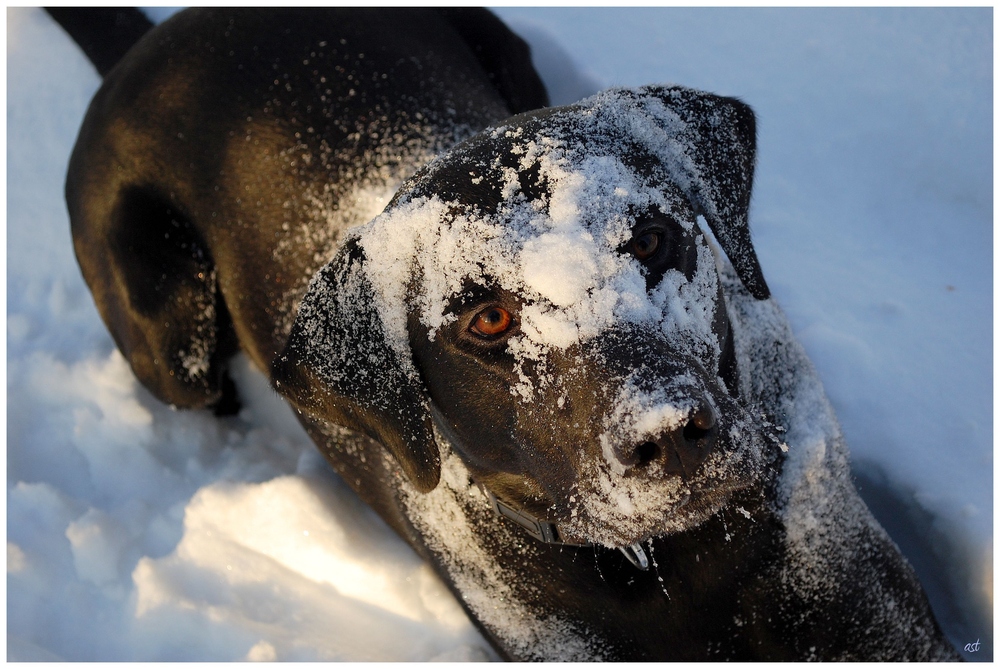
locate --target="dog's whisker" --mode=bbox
[646,538,671,600]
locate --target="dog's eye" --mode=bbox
[631,231,661,261]
[470,306,513,338]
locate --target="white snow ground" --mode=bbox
[7,6,992,661]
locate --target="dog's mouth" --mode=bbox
[445,378,784,551]
[432,382,784,553]
[556,462,754,549]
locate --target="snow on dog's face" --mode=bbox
[276,85,778,548]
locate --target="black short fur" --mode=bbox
[53,7,958,661]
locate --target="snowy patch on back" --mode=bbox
[269,123,457,340]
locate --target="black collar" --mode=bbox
[484,487,650,570]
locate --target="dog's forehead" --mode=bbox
[353,87,724,365]
[398,90,696,219]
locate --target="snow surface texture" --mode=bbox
[7,6,991,661]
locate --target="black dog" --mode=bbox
[53,7,958,661]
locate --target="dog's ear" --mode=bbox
[272,237,440,493]
[636,85,770,300]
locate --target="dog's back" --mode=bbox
[59,7,546,412]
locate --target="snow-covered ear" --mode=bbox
[272,237,440,493]
[636,85,770,300]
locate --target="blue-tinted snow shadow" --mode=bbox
[854,461,991,661]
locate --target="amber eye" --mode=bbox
[631,231,661,261]
[470,306,513,338]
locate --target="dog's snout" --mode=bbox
[621,403,717,478]
[683,404,716,441]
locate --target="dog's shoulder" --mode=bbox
[721,268,959,661]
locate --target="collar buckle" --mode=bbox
[485,489,574,545]
[484,489,650,570]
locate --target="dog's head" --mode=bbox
[274,85,779,548]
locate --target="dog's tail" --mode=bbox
[44,7,152,77]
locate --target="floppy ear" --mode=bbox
[272,237,440,493]
[636,85,770,300]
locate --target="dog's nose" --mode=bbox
[621,404,717,478]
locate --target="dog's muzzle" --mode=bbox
[429,400,650,570]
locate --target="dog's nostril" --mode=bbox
[683,406,716,443]
[634,441,659,467]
